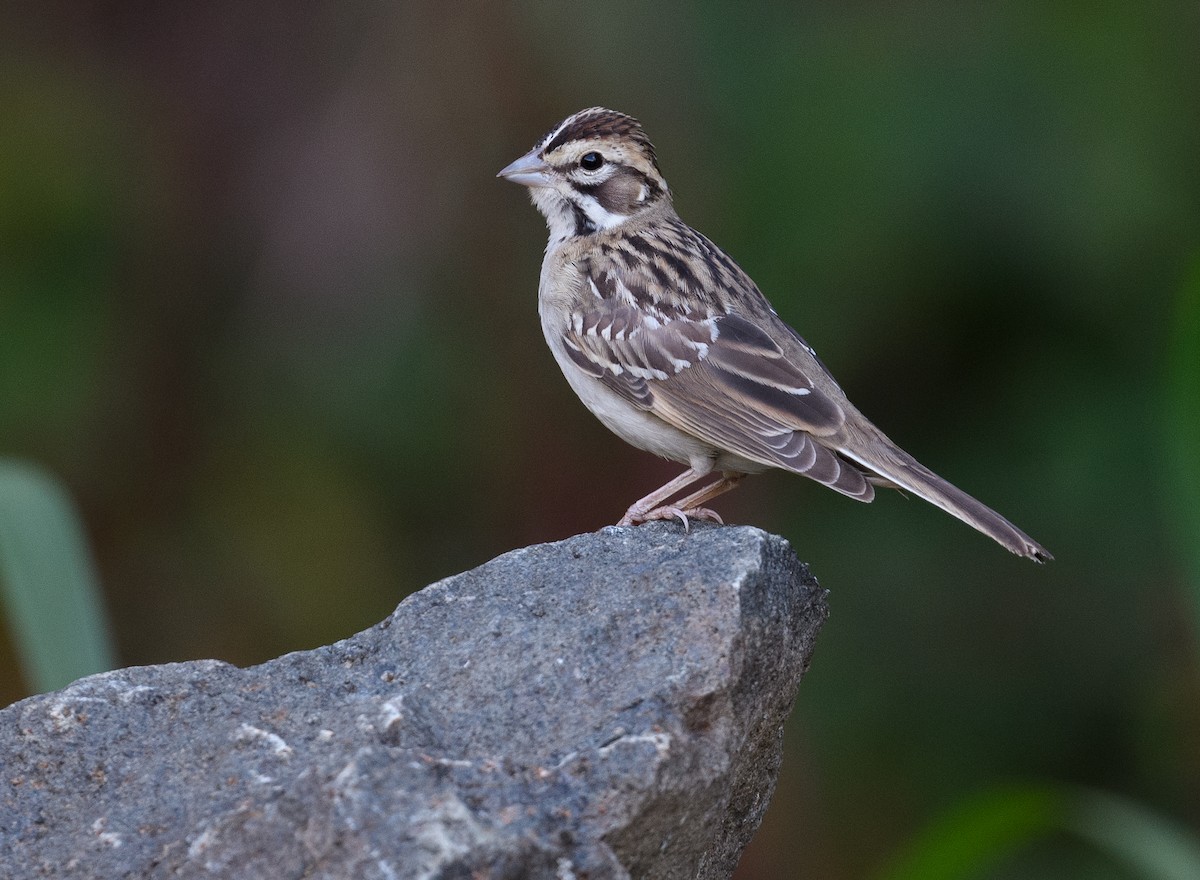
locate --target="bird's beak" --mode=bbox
[497,149,553,188]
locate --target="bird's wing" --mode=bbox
[560,284,874,501]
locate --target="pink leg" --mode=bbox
[619,468,746,531]
[631,473,745,530]
[669,473,746,520]
[617,464,714,527]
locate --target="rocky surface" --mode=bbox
[0,523,827,879]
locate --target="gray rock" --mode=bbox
[0,523,826,879]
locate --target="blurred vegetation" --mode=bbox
[881,786,1077,880]
[879,784,1200,880]
[1166,258,1200,622]
[1,2,1198,878]
[0,460,114,692]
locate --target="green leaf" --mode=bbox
[877,784,1200,880]
[1164,254,1200,623]
[0,460,115,694]
[876,784,1066,880]
[1066,789,1200,880]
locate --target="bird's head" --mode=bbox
[498,107,670,240]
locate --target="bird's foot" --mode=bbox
[618,505,724,532]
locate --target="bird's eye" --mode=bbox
[579,152,605,171]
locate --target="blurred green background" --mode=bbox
[2,2,1198,878]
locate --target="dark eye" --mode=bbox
[579,152,605,171]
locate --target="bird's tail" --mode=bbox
[837,439,1052,563]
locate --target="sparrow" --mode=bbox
[498,107,1051,562]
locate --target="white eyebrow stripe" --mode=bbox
[539,115,574,150]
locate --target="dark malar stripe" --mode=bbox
[571,204,596,236]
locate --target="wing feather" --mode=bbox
[563,274,873,500]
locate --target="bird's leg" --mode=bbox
[662,472,746,525]
[620,467,747,531]
[634,473,745,529]
[617,464,715,528]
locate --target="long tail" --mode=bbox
[836,438,1052,563]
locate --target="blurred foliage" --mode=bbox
[0,461,114,693]
[0,2,1198,877]
[879,784,1200,880]
[1165,257,1200,622]
[879,785,1066,880]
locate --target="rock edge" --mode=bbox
[0,523,827,879]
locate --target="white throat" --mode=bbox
[576,195,629,232]
[529,187,632,245]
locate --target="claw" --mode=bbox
[623,505,724,531]
[630,506,691,530]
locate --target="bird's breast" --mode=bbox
[536,262,715,467]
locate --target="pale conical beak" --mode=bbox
[497,149,553,187]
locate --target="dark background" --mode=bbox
[2,3,1198,877]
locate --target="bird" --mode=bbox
[497,107,1051,562]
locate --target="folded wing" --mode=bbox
[560,291,875,501]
